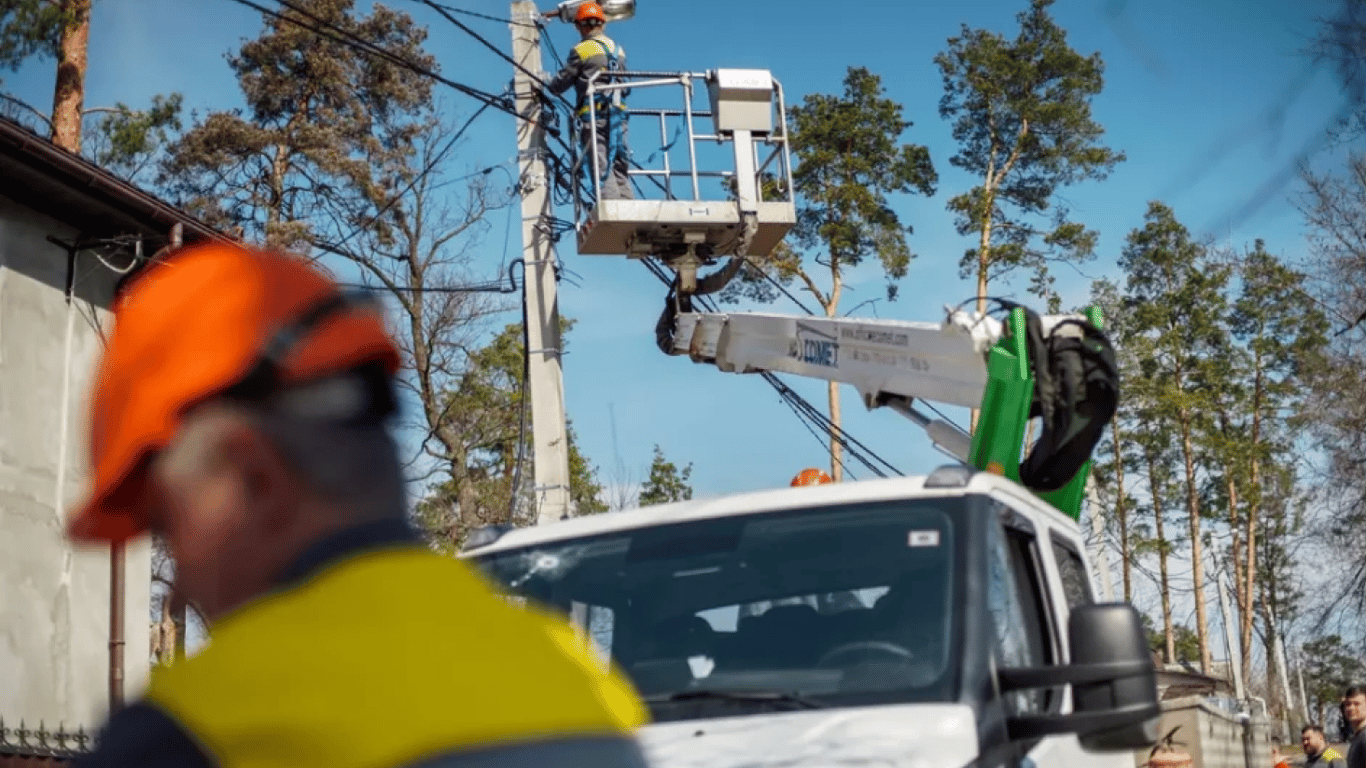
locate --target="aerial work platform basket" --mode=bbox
[572,68,797,293]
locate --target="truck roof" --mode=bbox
[462,468,1083,557]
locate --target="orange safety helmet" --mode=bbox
[68,241,401,545]
[575,1,606,23]
[791,468,833,487]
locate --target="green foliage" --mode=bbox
[1300,634,1366,723]
[727,66,936,308]
[637,445,693,506]
[413,321,605,549]
[0,0,67,74]
[1143,615,1200,665]
[1106,199,1336,678]
[935,0,1123,309]
[84,93,183,183]
[159,0,435,250]
[0,0,179,180]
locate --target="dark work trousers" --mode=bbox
[581,116,632,201]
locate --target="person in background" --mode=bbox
[68,241,650,767]
[1276,735,1293,768]
[1301,725,1345,768]
[1344,686,1366,768]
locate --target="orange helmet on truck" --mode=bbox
[791,468,833,487]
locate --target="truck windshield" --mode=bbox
[469,497,964,722]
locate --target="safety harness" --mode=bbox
[575,34,628,187]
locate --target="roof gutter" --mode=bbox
[0,117,225,243]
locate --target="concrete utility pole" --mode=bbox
[511,1,572,524]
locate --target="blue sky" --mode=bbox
[2,0,1348,508]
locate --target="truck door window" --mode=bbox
[570,600,615,667]
[1050,535,1094,608]
[986,517,1052,714]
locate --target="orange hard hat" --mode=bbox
[68,241,401,545]
[575,2,606,23]
[791,468,833,487]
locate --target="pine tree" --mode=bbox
[723,66,936,480]
[638,445,693,506]
[1118,201,1231,674]
[935,0,1123,315]
[160,0,435,250]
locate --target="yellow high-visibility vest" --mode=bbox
[146,546,648,768]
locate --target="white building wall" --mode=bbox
[0,193,151,732]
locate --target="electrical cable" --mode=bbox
[238,0,904,482]
[226,0,558,135]
[422,1,536,27]
[638,255,901,479]
[508,275,533,518]
[324,99,498,256]
[773,380,858,481]
[414,0,574,113]
[922,400,967,435]
[755,265,819,316]
[659,260,902,478]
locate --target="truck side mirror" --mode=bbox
[998,603,1161,751]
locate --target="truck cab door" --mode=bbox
[980,505,1059,766]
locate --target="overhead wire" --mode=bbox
[413,0,574,112]
[638,256,901,479]
[420,2,536,27]
[320,98,499,257]
[225,0,570,141]
[230,0,905,480]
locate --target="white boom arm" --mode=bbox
[669,309,1007,461]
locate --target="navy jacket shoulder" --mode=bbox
[72,701,211,768]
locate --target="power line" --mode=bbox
[639,256,902,479]
[413,0,573,112]
[421,1,536,27]
[224,0,533,128]
[755,265,819,316]
[325,100,500,256]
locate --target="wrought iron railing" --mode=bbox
[0,718,95,762]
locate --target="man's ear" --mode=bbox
[218,420,301,531]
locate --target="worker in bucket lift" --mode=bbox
[791,468,833,486]
[546,1,633,201]
[68,241,650,767]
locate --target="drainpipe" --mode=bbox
[109,544,124,710]
[107,242,135,713]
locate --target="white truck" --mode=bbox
[461,305,1163,768]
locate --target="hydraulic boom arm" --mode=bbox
[668,305,1111,521]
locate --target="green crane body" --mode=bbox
[966,306,1104,521]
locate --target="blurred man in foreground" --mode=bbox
[69,241,649,767]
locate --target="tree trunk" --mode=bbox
[1218,409,1250,674]
[1146,447,1176,665]
[171,588,187,662]
[971,199,994,434]
[1177,406,1212,674]
[1112,425,1132,602]
[157,591,176,666]
[50,0,91,152]
[825,256,844,481]
[1261,574,1281,719]
[1242,356,1264,682]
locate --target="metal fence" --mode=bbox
[0,719,95,766]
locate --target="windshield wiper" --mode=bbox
[645,689,827,710]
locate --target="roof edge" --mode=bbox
[0,114,226,243]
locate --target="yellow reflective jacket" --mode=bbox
[99,527,648,768]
